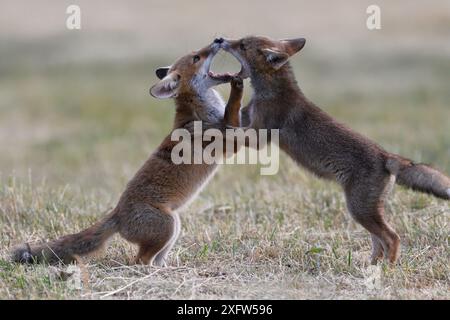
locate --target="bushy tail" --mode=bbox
[386,154,450,200]
[11,210,119,264]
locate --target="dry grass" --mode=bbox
[1,168,449,299]
[0,0,449,299]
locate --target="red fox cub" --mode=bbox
[217,36,450,264]
[12,41,244,266]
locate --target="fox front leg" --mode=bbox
[224,76,244,127]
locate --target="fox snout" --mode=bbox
[216,38,231,50]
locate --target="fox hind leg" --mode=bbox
[135,221,175,266]
[345,174,400,264]
[347,201,400,264]
[153,213,181,267]
[370,235,384,265]
[118,204,176,266]
[136,242,168,265]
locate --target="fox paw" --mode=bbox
[11,243,34,264]
[231,76,244,90]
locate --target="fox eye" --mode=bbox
[239,42,246,51]
[193,55,200,63]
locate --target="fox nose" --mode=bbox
[214,37,224,44]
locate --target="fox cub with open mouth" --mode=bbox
[12,41,244,266]
[218,35,450,264]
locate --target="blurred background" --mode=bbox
[1,0,449,195]
[1,0,450,299]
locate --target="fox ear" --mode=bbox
[155,66,170,80]
[150,72,180,99]
[281,38,306,56]
[262,48,290,70]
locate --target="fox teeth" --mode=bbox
[208,71,237,79]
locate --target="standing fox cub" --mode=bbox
[12,42,244,266]
[218,36,450,264]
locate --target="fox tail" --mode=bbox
[11,210,119,264]
[386,155,450,200]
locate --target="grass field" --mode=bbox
[0,1,449,299]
